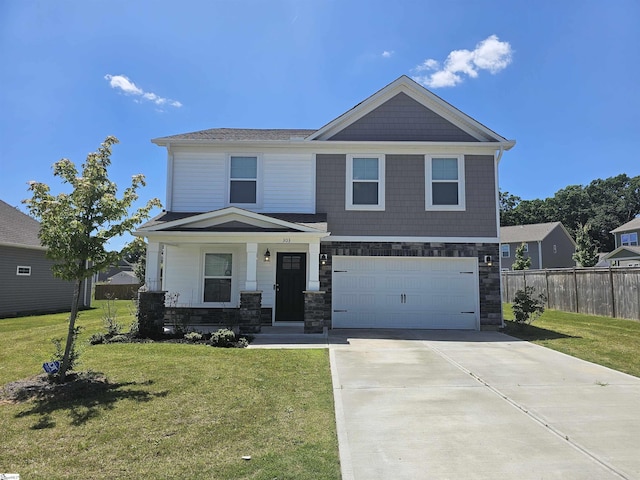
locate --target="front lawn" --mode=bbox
[0,302,340,479]
[503,304,640,378]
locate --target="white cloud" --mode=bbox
[411,35,513,88]
[104,74,182,109]
[381,50,394,58]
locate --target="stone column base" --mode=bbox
[304,291,326,334]
[239,291,262,334]
[137,290,166,338]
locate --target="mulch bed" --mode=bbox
[0,371,109,405]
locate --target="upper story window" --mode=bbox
[346,154,385,211]
[621,232,639,246]
[522,243,529,253]
[425,155,465,211]
[229,155,259,205]
[501,244,510,257]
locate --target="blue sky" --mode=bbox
[1,0,639,250]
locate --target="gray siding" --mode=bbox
[500,242,541,270]
[541,227,576,268]
[0,246,89,317]
[328,93,479,142]
[316,154,497,237]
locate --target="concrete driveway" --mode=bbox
[329,330,640,480]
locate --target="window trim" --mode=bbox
[17,265,31,276]
[227,154,262,207]
[202,252,234,305]
[501,244,510,258]
[621,232,639,246]
[425,155,466,211]
[345,154,385,211]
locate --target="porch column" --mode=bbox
[145,241,162,291]
[245,242,258,291]
[308,241,320,291]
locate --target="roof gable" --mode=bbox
[0,199,43,249]
[610,216,640,234]
[500,222,574,244]
[308,76,513,145]
[138,207,327,233]
[603,246,640,260]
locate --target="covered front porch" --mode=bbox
[136,207,329,333]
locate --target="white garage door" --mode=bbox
[332,256,479,329]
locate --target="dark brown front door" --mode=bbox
[275,253,306,321]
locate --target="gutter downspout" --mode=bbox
[166,143,174,212]
[538,241,543,269]
[495,146,505,328]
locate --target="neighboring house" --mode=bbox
[0,199,92,318]
[603,217,640,266]
[135,76,515,332]
[500,222,576,270]
[108,270,141,285]
[95,258,134,283]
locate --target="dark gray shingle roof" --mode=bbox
[500,222,564,244]
[153,128,318,143]
[0,199,42,248]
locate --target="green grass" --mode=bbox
[0,301,340,479]
[503,304,640,378]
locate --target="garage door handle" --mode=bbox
[460,271,474,274]
[461,311,474,314]
[334,309,347,313]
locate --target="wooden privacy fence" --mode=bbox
[501,267,640,321]
[94,283,143,300]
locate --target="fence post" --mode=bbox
[545,269,550,308]
[609,267,616,318]
[573,268,579,313]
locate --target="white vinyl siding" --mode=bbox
[171,150,226,212]
[170,148,314,213]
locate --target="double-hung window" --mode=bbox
[425,155,465,211]
[204,253,232,303]
[501,245,510,258]
[621,232,638,246]
[346,154,385,210]
[229,156,258,205]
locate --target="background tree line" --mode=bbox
[500,174,640,253]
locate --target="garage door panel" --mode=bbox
[332,256,479,330]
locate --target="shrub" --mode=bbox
[210,328,237,348]
[512,286,546,325]
[108,334,131,343]
[89,332,106,345]
[184,331,203,343]
[233,337,249,349]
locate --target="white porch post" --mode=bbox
[308,241,320,291]
[245,242,258,291]
[145,241,163,291]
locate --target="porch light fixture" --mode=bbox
[484,255,493,266]
[320,253,328,266]
[264,249,271,263]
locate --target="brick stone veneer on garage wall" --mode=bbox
[319,242,501,330]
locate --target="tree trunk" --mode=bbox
[58,276,83,382]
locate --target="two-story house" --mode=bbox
[604,217,640,266]
[135,76,515,333]
[500,222,576,270]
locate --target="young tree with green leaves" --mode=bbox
[25,136,161,381]
[512,243,532,270]
[572,223,599,267]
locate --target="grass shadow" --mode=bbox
[502,321,581,342]
[5,371,167,429]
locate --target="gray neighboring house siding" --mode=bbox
[0,200,91,318]
[327,92,479,142]
[316,154,497,237]
[500,222,576,270]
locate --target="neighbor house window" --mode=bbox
[229,156,258,204]
[17,266,31,276]
[501,245,510,257]
[204,253,232,303]
[346,155,385,210]
[522,243,529,253]
[621,233,638,246]
[425,155,465,210]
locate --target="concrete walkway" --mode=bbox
[329,330,640,480]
